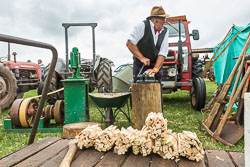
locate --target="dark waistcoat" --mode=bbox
[134,19,167,67]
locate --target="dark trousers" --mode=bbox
[133,61,163,111]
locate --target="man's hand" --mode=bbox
[140,57,150,66]
[144,69,157,76]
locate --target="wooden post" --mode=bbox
[132,83,162,129]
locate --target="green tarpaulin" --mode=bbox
[213,23,250,95]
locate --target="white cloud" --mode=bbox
[0,0,249,67]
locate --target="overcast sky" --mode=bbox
[0,0,249,68]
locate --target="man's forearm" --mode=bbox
[126,40,144,60]
[154,55,165,69]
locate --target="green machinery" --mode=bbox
[62,47,89,124]
[4,47,89,132]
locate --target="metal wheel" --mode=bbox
[9,99,23,127]
[45,105,51,119]
[54,100,64,124]
[19,98,38,127]
[49,105,54,119]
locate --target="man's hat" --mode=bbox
[148,6,170,18]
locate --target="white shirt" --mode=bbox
[128,20,169,57]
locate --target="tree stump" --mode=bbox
[63,122,101,139]
[132,83,162,129]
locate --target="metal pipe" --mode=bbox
[63,26,69,74]
[7,43,10,61]
[92,26,96,69]
[0,33,58,145]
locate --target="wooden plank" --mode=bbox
[132,83,162,129]
[150,154,176,167]
[0,137,60,167]
[205,150,234,167]
[96,151,127,167]
[15,139,69,167]
[178,158,206,167]
[228,152,245,167]
[71,148,105,167]
[122,153,151,167]
[40,148,68,167]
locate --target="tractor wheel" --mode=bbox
[38,71,64,105]
[192,59,202,78]
[97,60,112,93]
[190,77,206,111]
[0,64,17,109]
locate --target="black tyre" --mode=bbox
[192,59,202,78]
[190,77,206,111]
[38,71,64,105]
[97,60,112,93]
[0,64,17,109]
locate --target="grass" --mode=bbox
[0,80,244,158]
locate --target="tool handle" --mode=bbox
[137,64,145,78]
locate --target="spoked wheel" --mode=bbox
[19,98,38,127]
[190,77,206,111]
[54,100,64,124]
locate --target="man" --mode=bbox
[126,6,169,83]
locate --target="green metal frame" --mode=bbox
[3,118,63,133]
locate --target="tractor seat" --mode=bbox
[165,50,176,61]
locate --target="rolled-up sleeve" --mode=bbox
[128,22,145,45]
[158,30,169,57]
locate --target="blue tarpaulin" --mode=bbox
[213,23,250,95]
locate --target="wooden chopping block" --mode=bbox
[63,122,101,138]
[132,83,162,130]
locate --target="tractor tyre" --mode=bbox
[192,59,202,78]
[97,60,112,93]
[38,71,64,105]
[0,64,17,109]
[190,77,206,111]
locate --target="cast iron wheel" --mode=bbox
[190,77,206,111]
[192,59,202,78]
[97,60,112,93]
[0,64,17,109]
[54,100,65,124]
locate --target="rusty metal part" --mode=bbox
[19,98,38,128]
[49,105,54,120]
[54,100,65,124]
[45,105,51,119]
[9,99,23,127]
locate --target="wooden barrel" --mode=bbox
[63,122,101,138]
[131,83,162,129]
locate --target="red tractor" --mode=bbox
[0,52,41,109]
[162,15,206,110]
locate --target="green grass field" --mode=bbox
[0,80,244,158]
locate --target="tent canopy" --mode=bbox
[213,23,250,94]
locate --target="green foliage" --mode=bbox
[0,80,244,158]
